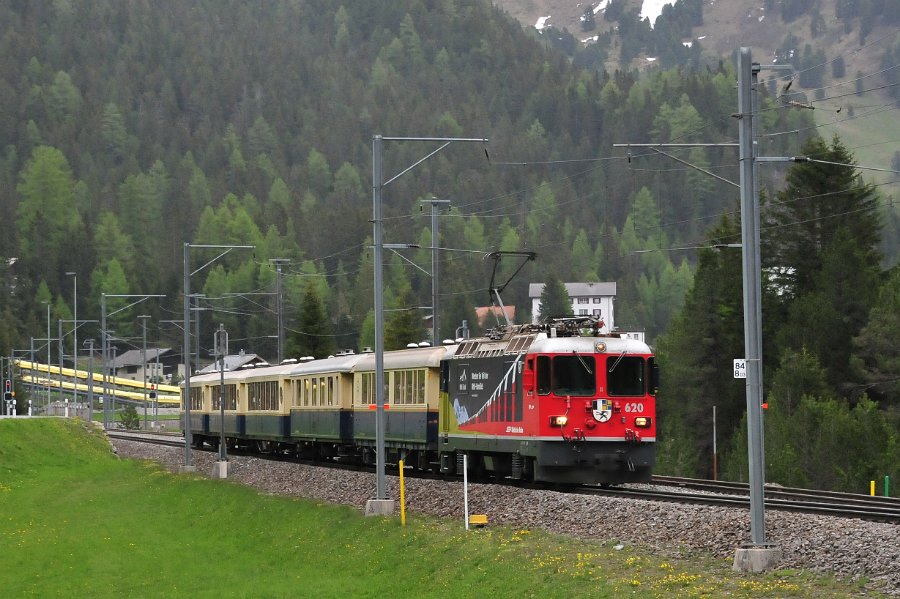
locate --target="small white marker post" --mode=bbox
[463,453,469,530]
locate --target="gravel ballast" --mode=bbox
[112,439,899,596]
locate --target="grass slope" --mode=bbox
[0,419,879,598]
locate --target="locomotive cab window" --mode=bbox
[552,355,595,396]
[536,356,551,395]
[535,354,595,396]
[607,355,645,396]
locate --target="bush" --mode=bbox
[120,405,140,430]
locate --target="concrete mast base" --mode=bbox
[733,545,782,573]
[365,499,396,516]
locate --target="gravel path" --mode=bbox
[112,439,899,596]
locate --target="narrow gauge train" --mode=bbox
[183,317,658,484]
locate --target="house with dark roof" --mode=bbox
[105,348,180,383]
[197,349,269,373]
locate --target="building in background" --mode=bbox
[529,281,616,327]
[197,349,268,373]
[106,348,180,383]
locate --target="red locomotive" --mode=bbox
[439,317,657,484]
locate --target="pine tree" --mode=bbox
[763,135,881,300]
[537,274,572,321]
[385,289,426,350]
[655,216,746,478]
[764,135,882,396]
[287,282,335,359]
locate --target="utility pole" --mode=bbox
[101,293,165,429]
[212,323,229,479]
[57,319,64,411]
[84,339,95,423]
[44,302,50,412]
[369,134,487,516]
[269,258,290,363]
[66,271,77,376]
[612,48,789,572]
[182,243,254,472]
[732,47,789,573]
[139,315,151,431]
[421,198,450,345]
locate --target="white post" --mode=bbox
[463,453,470,530]
[65,398,69,418]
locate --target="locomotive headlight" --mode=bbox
[550,415,568,427]
[634,417,652,428]
[595,341,607,353]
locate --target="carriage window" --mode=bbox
[607,356,645,396]
[391,369,426,405]
[248,381,279,411]
[211,384,237,410]
[359,372,374,405]
[184,387,203,411]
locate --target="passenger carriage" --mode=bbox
[288,353,361,458]
[185,366,252,449]
[242,362,297,451]
[350,345,455,469]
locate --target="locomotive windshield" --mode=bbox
[607,355,645,396]
[536,355,596,396]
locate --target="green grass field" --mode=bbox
[0,419,880,598]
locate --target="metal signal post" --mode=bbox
[182,243,254,472]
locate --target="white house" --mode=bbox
[529,281,616,329]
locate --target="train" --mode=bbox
[182,316,658,485]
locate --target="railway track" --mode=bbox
[583,475,900,523]
[108,431,185,448]
[108,431,900,523]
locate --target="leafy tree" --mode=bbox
[831,55,846,79]
[99,103,129,163]
[247,116,277,158]
[16,146,84,285]
[723,394,898,493]
[46,71,82,128]
[769,347,834,414]
[764,137,882,396]
[581,7,596,32]
[305,149,332,198]
[526,181,558,244]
